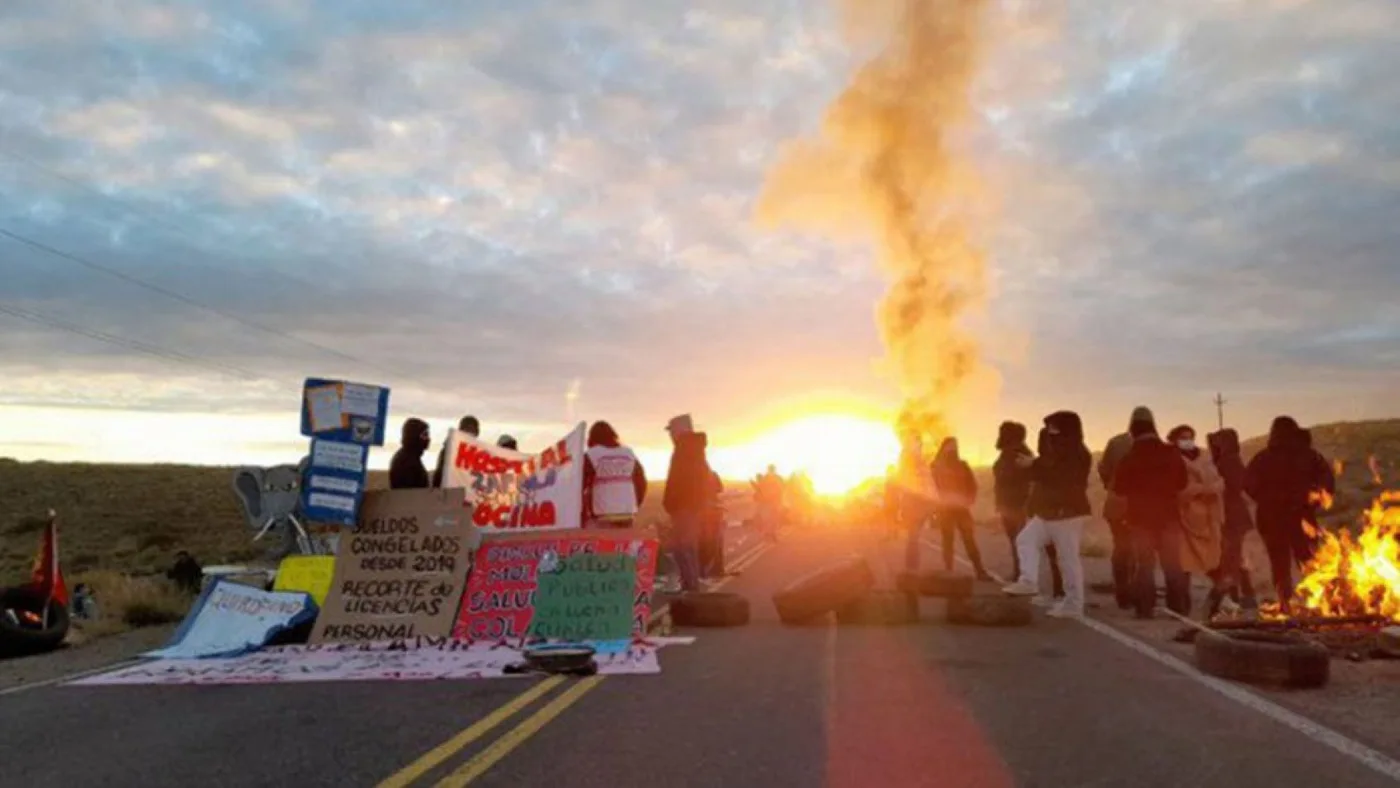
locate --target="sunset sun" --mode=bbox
[730,414,900,497]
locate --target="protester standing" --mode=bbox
[1112,413,1189,618]
[1002,412,1092,617]
[993,421,1064,599]
[581,420,647,529]
[900,437,938,571]
[663,415,711,594]
[1245,417,1318,612]
[754,465,785,542]
[1207,428,1258,617]
[1167,424,1224,617]
[390,417,432,490]
[701,471,726,577]
[1098,406,1151,609]
[930,438,991,579]
[432,415,480,487]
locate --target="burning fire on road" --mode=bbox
[1291,490,1400,621]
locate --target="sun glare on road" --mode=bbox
[730,415,899,497]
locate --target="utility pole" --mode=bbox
[1213,392,1227,431]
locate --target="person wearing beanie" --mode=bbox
[1097,406,1154,610]
[1244,416,1319,613]
[1167,424,1224,618]
[993,421,1063,598]
[1111,415,1189,618]
[390,417,432,490]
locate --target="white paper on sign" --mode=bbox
[310,476,360,494]
[308,492,356,512]
[340,383,381,418]
[313,441,364,473]
[306,386,343,433]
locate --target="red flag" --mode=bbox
[29,511,68,608]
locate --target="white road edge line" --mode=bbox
[648,540,774,626]
[923,538,1400,782]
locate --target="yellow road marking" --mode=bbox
[376,675,565,788]
[434,675,606,786]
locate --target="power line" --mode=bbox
[0,301,264,380]
[0,225,399,376]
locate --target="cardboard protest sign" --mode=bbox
[145,580,317,659]
[311,488,478,644]
[528,552,638,641]
[440,423,585,533]
[273,555,336,606]
[454,530,658,641]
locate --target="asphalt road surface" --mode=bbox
[4,520,1400,788]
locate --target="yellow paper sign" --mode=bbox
[274,556,336,607]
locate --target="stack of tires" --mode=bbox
[773,557,916,625]
[895,569,1032,627]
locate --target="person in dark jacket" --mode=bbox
[1206,428,1257,617]
[993,421,1063,598]
[167,551,203,595]
[390,417,432,490]
[1002,411,1092,618]
[1244,416,1318,612]
[663,416,711,593]
[432,415,480,487]
[931,437,990,579]
[1098,406,1154,609]
[1113,417,1189,618]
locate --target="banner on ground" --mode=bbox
[454,530,658,641]
[145,580,317,660]
[311,488,478,644]
[440,423,585,533]
[71,637,693,686]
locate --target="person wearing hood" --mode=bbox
[432,415,480,487]
[930,437,991,580]
[663,414,711,593]
[390,417,432,490]
[496,434,518,451]
[1245,416,1318,612]
[582,420,647,529]
[1112,413,1189,618]
[1207,428,1257,617]
[1167,424,1224,616]
[1098,406,1152,609]
[993,421,1063,599]
[1002,411,1092,618]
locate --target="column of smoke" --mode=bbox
[756,0,992,450]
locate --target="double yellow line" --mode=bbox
[377,539,774,787]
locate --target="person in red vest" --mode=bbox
[582,420,648,528]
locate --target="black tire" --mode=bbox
[0,585,70,658]
[896,570,974,599]
[773,557,875,625]
[1194,629,1330,688]
[836,591,918,625]
[670,592,751,627]
[945,594,1033,627]
[1379,626,1400,658]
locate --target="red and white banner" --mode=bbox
[441,423,586,533]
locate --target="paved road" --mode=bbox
[3,521,1400,787]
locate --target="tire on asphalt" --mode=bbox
[0,585,70,657]
[773,557,875,625]
[1193,629,1330,688]
[836,591,919,625]
[1379,626,1400,658]
[896,570,974,599]
[944,593,1033,627]
[671,592,751,627]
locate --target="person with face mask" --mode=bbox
[1002,411,1092,618]
[390,417,432,490]
[1167,424,1224,617]
[432,415,480,487]
[931,437,990,579]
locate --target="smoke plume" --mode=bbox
[756,0,993,445]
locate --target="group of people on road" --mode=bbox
[894,406,1335,622]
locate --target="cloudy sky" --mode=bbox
[1,0,1397,472]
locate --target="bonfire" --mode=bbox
[1291,490,1400,621]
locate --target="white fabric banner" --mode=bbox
[144,580,316,660]
[74,637,690,685]
[441,423,586,534]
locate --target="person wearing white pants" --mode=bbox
[1002,410,1093,619]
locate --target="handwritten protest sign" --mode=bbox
[455,530,658,641]
[440,423,585,533]
[311,488,478,644]
[145,580,316,659]
[528,552,638,641]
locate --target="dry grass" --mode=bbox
[71,570,193,637]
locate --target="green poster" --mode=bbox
[528,552,637,641]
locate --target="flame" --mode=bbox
[1308,488,1334,512]
[1291,490,1400,620]
[1334,458,1345,478]
[755,0,994,444]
